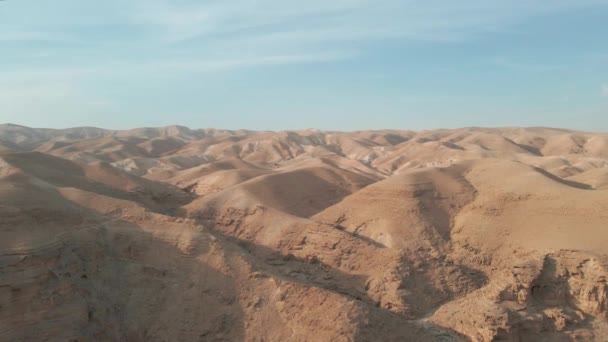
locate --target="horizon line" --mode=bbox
[2,123,601,134]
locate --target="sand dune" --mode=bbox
[1,125,608,341]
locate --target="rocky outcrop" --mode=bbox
[432,250,608,341]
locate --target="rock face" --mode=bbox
[1,125,608,341]
[431,251,608,341]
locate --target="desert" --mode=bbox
[1,123,607,341]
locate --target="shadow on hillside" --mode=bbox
[533,166,593,190]
[209,229,468,341]
[1,195,244,341]
[334,223,387,248]
[1,151,195,214]
[2,177,470,341]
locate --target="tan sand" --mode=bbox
[1,124,608,341]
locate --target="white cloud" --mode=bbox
[147,52,355,72]
[130,0,608,44]
[0,54,113,119]
[1,68,95,85]
[4,0,608,56]
[0,31,75,43]
[2,0,608,84]
[491,58,564,72]
[131,0,371,42]
[0,51,354,85]
[0,81,113,126]
[602,84,608,97]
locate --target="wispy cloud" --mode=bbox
[2,0,608,129]
[148,52,355,72]
[1,51,354,83]
[131,0,371,42]
[0,81,113,125]
[491,58,564,72]
[130,0,608,44]
[0,31,75,43]
[0,50,351,119]
[4,0,608,58]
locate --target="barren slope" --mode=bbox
[1,125,608,341]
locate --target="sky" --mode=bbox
[1,0,608,131]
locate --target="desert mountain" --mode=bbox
[1,124,608,341]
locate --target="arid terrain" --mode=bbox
[1,123,608,341]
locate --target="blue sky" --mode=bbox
[1,0,608,131]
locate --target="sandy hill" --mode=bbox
[184,164,376,219]
[1,124,608,341]
[0,151,192,213]
[313,162,476,249]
